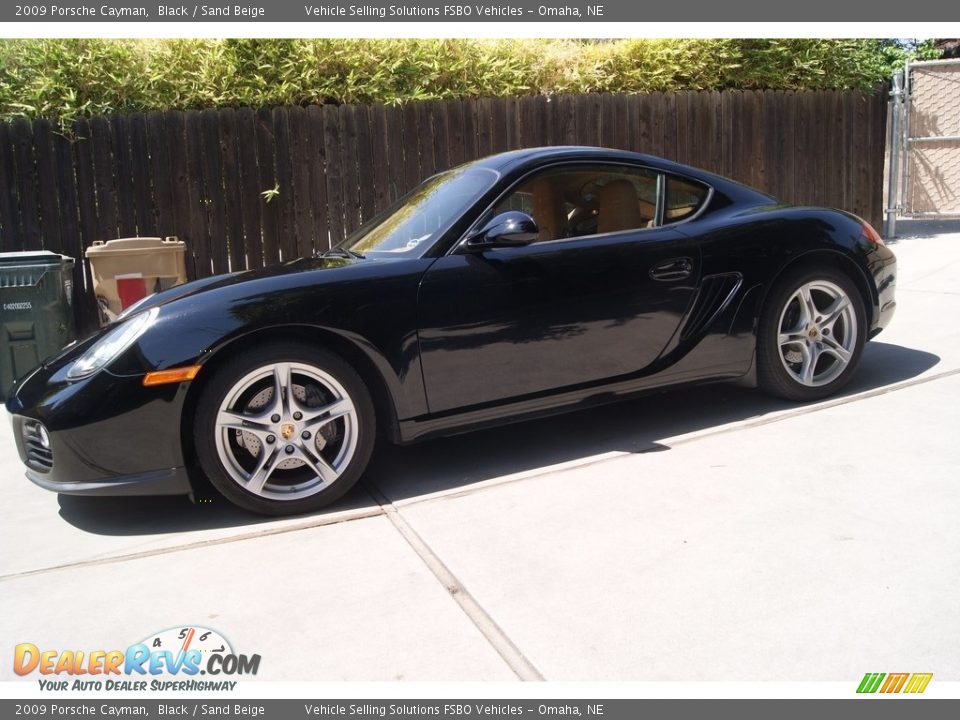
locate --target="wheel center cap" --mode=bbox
[808,326,820,339]
[280,422,296,440]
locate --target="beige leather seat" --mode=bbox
[597,179,643,234]
[530,179,567,241]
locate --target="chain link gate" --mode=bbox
[886,59,960,236]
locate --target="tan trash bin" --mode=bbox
[85,237,187,324]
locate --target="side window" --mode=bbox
[664,176,709,224]
[490,165,662,242]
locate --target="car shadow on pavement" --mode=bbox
[366,341,941,503]
[55,483,377,537]
[55,341,939,533]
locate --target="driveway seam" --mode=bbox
[363,481,545,682]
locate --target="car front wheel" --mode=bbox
[194,342,375,515]
[758,267,867,402]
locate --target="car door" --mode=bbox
[416,163,706,414]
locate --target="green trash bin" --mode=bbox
[0,251,76,398]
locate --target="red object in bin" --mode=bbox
[116,274,147,309]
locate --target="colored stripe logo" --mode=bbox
[857,672,932,694]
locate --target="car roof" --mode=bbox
[467,146,776,204]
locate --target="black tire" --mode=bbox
[757,266,867,402]
[193,341,376,515]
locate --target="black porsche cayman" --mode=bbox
[6,147,897,515]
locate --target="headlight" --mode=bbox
[66,307,159,380]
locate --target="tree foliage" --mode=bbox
[0,38,939,125]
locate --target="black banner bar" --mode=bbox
[3,0,959,22]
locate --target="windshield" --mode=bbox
[340,166,500,256]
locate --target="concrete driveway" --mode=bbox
[2,221,959,682]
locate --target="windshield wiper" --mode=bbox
[317,247,365,259]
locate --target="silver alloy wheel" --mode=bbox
[213,362,358,501]
[777,279,858,387]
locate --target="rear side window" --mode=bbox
[664,176,709,224]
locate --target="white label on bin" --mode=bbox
[3,302,32,311]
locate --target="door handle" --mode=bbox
[649,257,693,281]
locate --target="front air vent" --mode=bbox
[22,420,53,473]
[680,273,742,340]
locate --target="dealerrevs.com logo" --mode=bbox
[14,626,261,692]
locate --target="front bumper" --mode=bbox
[24,464,191,496]
[7,361,194,498]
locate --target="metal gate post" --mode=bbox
[885,70,904,238]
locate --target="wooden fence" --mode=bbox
[0,89,887,335]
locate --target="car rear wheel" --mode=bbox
[194,342,375,515]
[757,267,867,402]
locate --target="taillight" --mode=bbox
[861,222,885,247]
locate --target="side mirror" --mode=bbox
[467,211,539,249]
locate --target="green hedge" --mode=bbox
[0,38,938,124]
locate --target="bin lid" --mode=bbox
[86,237,185,257]
[0,250,74,267]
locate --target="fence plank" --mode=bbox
[491,97,510,155]
[184,110,209,278]
[416,102,437,179]
[694,91,717,174]
[110,115,137,235]
[432,101,451,173]
[779,91,797,204]
[165,111,195,267]
[270,107,297,263]
[462,98,479,160]
[476,98,494,158]
[237,107,263,268]
[637,92,663,155]
[401,102,422,194]
[323,105,345,246]
[367,104,391,214]
[126,113,156,237]
[337,105,360,235]
[288,106,315,256]
[674,92,691,166]
[853,92,871,221]
[201,109,229,273]
[53,130,98,334]
[255,108,280,267]
[218,109,246,272]
[519,95,545,149]
[34,119,63,254]
[306,105,330,251]
[0,123,19,251]
[12,118,41,251]
[355,106,378,225]
[444,100,466,168]
[147,112,175,235]
[72,119,99,250]
[872,89,888,230]
[556,94,577,145]
[339,105,362,237]
[382,104,406,205]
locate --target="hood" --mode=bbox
[118,254,367,319]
